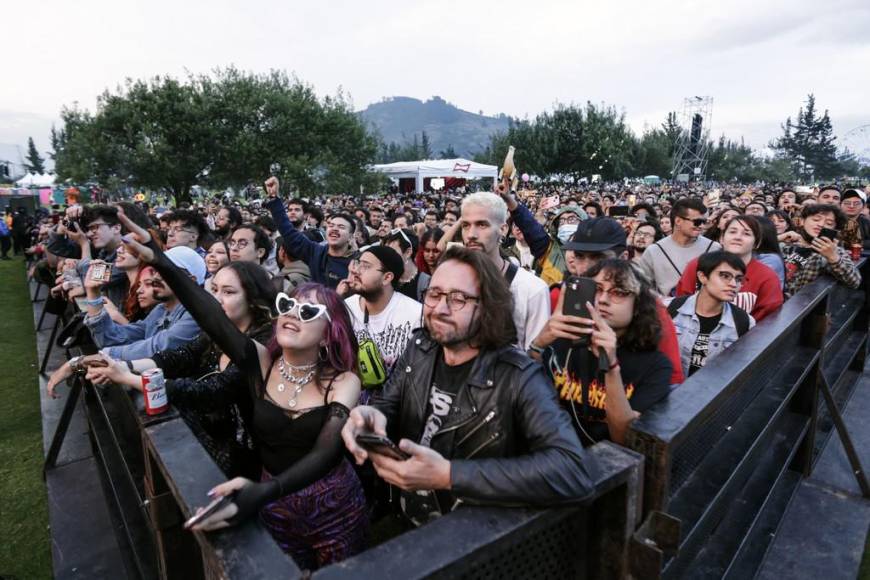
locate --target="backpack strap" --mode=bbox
[505,262,519,285]
[666,295,690,318]
[730,304,751,337]
[705,238,715,253]
[654,242,683,278]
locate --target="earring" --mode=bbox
[318,345,329,362]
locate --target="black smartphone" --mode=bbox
[356,433,411,461]
[819,227,838,241]
[184,490,238,529]
[609,206,630,217]
[563,276,597,346]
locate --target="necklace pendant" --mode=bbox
[288,398,297,408]
[277,383,285,393]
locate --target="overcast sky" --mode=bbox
[3,0,869,156]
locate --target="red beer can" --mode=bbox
[142,369,168,415]
[851,244,862,261]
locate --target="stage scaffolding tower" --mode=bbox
[671,96,713,182]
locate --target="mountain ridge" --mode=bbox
[358,96,510,158]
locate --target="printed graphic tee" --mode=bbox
[689,312,722,376]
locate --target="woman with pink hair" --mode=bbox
[115,211,367,571]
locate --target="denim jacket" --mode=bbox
[670,294,755,376]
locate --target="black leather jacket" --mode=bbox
[372,329,600,514]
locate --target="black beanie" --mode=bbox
[364,246,405,289]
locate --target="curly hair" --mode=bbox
[584,259,660,352]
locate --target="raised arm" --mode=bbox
[263,178,317,264]
[115,209,255,367]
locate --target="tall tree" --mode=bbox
[420,131,433,159]
[25,137,45,174]
[772,94,841,180]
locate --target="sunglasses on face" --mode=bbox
[678,216,708,227]
[275,293,331,323]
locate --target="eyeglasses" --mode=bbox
[275,293,332,323]
[350,258,383,274]
[228,239,251,250]
[676,216,707,227]
[422,288,480,311]
[595,285,634,303]
[716,271,745,285]
[842,200,863,208]
[634,231,655,239]
[168,227,196,236]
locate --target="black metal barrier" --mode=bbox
[43,263,869,579]
[46,358,645,579]
[625,262,870,579]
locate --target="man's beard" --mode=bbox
[424,307,479,347]
[355,284,385,303]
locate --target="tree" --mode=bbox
[420,131,433,159]
[772,94,841,181]
[439,144,458,159]
[53,68,378,203]
[25,137,45,174]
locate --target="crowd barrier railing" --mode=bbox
[625,261,869,579]
[47,354,645,579]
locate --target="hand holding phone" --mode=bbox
[184,490,238,529]
[819,227,838,241]
[356,433,411,461]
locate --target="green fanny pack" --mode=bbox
[358,337,387,389]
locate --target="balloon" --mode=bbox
[521,173,530,183]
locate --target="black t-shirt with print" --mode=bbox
[544,340,672,444]
[402,349,475,527]
[689,312,722,376]
[419,349,475,448]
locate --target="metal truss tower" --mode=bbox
[671,96,713,182]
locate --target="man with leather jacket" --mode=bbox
[342,245,599,526]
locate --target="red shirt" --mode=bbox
[675,257,783,322]
[550,287,684,385]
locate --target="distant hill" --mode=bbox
[358,96,511,158]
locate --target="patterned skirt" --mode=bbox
[259,459,369,571]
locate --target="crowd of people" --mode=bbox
[25,176,869,570]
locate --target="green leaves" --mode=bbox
[53,68,378,204]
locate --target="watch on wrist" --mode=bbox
[69,356,85,374]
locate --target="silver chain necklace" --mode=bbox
[276,358,316,408]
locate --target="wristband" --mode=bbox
[607,359,620,372]
[527,342,546,356]
[84,297,105,307]
[125,360,137,374]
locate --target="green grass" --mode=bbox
[0,256,51,579]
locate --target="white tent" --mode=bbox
[16,173,55,187]
[371,158,497,193]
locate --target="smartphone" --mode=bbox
[563,276,597,346]
[819,227,838,241]
[627,194,637,207]
[609,206,629,218]
[356,433,411,461]
[184,491,238,529]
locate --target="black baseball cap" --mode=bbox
[562,217,627,253]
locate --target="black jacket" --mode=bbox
[372,329,599,513]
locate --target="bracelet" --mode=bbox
[607,359,620,372]
[83,297,104,307]
[527,342,546,356]
[125,360,137,374]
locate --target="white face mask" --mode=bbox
[557,223,578,244]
